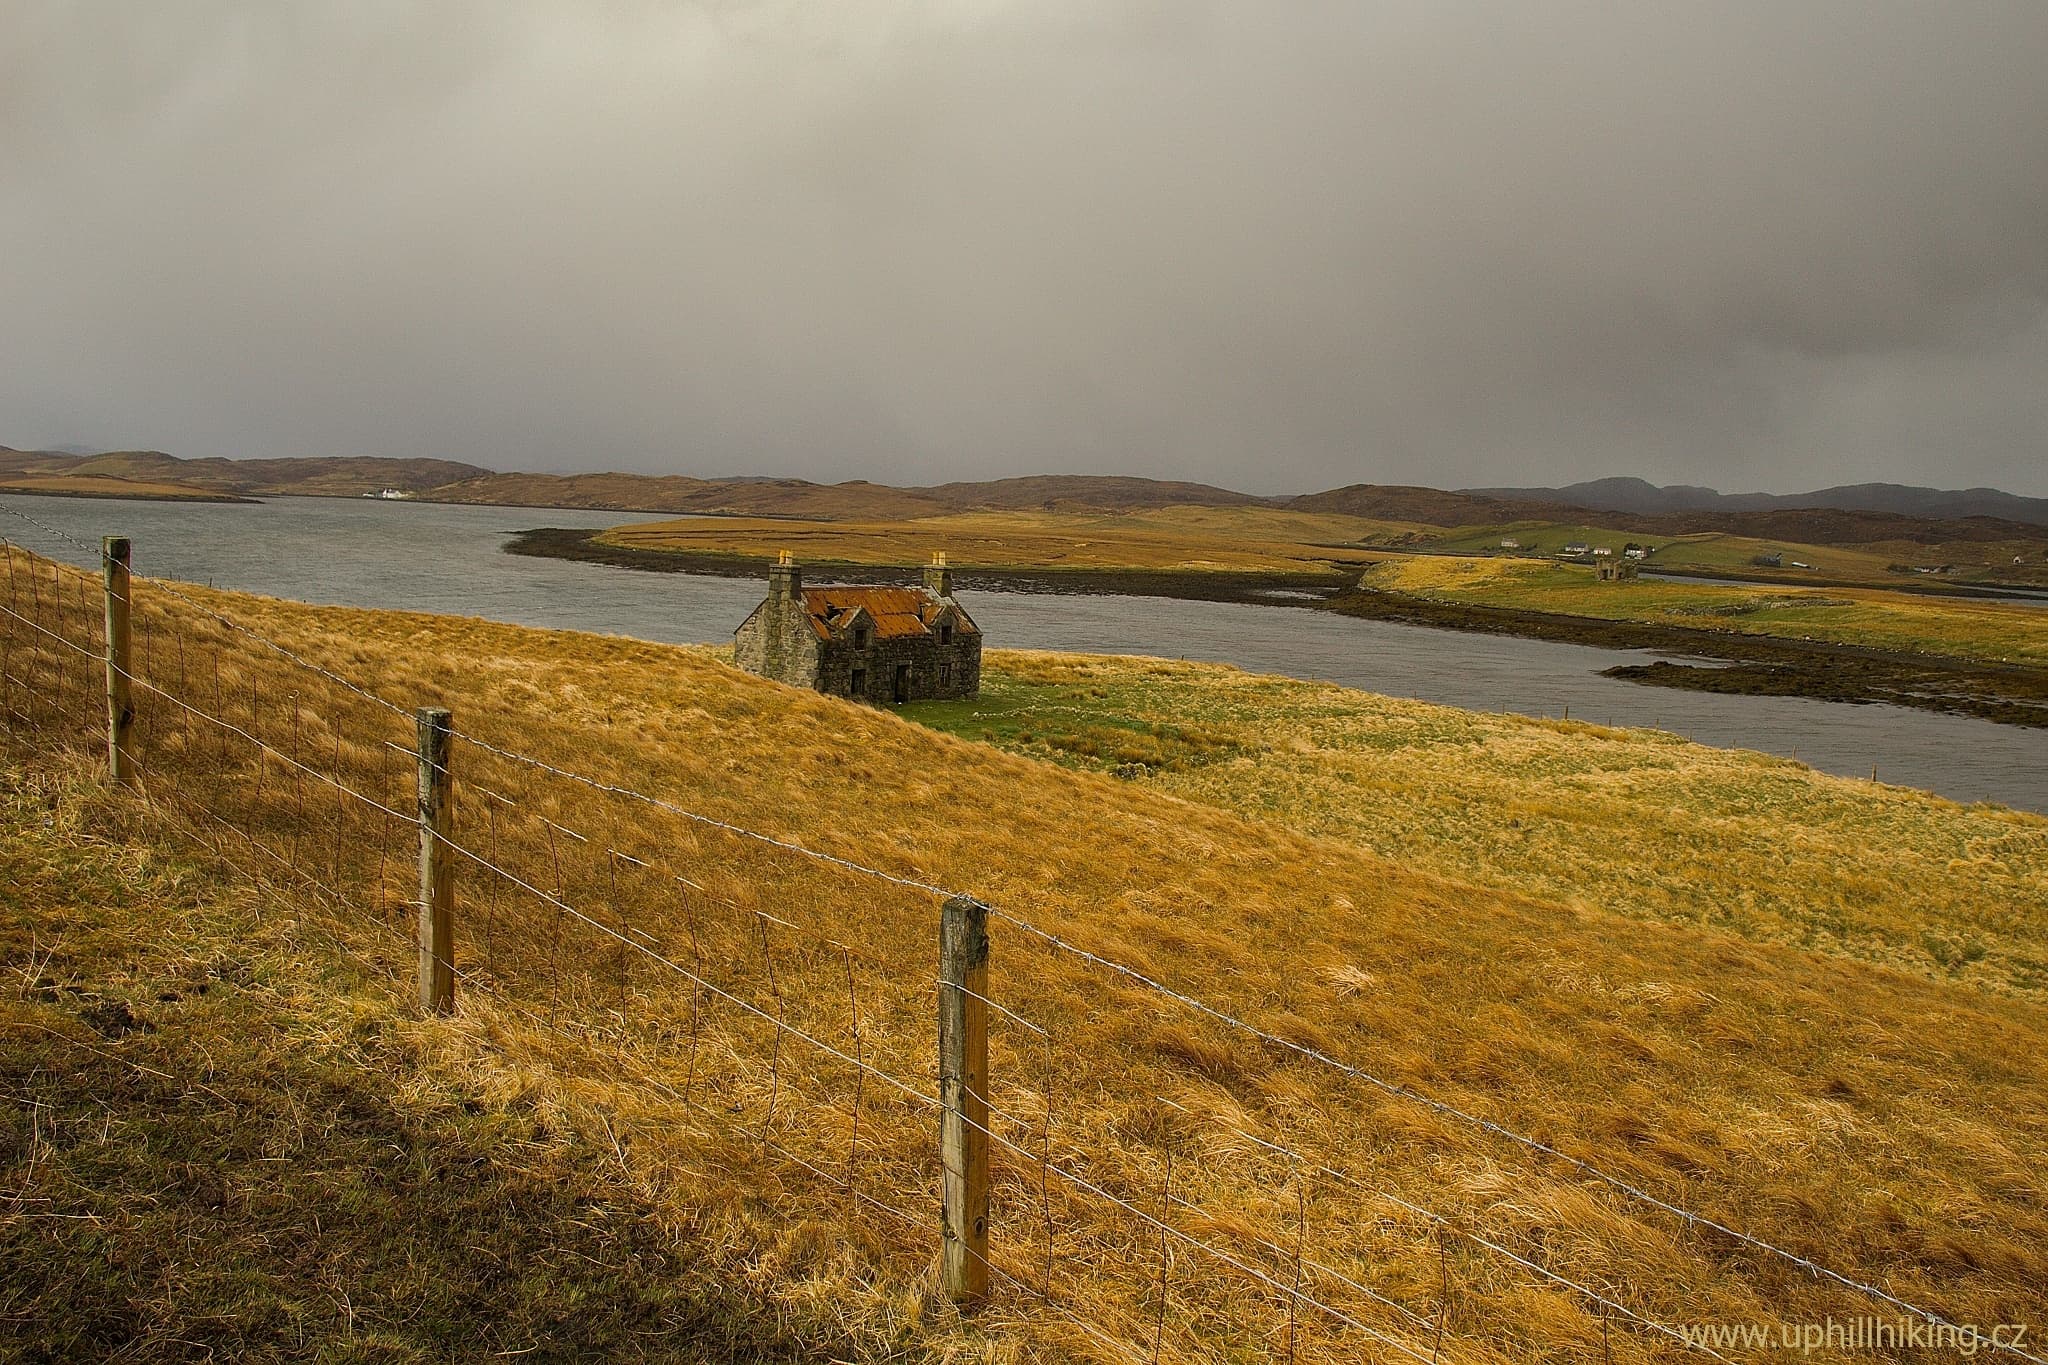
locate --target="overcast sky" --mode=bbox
[3,3,2045,495]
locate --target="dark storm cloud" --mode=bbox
[3,2,2045,494]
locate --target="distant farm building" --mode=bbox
[1591,546,1613,557]
[1499,538,1521,550]
[734,553,981,704]
[1596,559,1639,582]
[1560,543,1591,557]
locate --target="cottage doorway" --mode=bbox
[892,663,911,703]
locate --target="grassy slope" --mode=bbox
[1359,556,2048,665]
[5,562,2047,1357]
[0,474,248,502]
[596,506,1407,574]
[426,471,957,519]
[1419,522,2048,586]
[906,653,2048,998]
[0,763,848,1363]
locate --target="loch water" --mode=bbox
[4,493,2042,812]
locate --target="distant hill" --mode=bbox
[8,445,2043,547]
[1285,483,1587,525]
[420,471,955,518]
[390,471,1269,518]
[0,448,489,498]
[1613,506,2046,546]
[913,474,1267,512]
[1468,476,2048,529]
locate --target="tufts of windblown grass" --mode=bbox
[0,755,905,1363]
[915,652,2048,1000]
[4,544,2045,1362]
[1358,556,2048,665]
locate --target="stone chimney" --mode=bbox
[769,548,801,601]
[922,551,952,598]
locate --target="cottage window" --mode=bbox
[938,623,953,645]
[854,627,871,650]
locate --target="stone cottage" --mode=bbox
[733,552,982,703]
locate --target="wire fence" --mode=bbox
[0,513,2037,1365]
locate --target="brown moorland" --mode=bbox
[1,544,2043,1362]
[0,472,254,503]
[595,505,1409,574]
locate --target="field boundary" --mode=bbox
[2,504,2037,1364]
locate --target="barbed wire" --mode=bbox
[429,825,943,1115]
[445,727,957,899]
[0,502,101,557]
[6,532,2040,1364]
[1156,1097,1743,1365]
[953,1101,1444,1365]
[0,511,414,720]
[985,905,2044,1360]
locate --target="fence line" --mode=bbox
[429,682,2048,1357]
[1,526,2036,1365]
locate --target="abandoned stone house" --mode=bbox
[1595,558,1639,582]
[733,553,982,703]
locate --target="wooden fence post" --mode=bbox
[939,894,991,1304]
[415,706,456,1014]
[102,536,135,787]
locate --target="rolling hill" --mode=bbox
[3,555,2043,1361]
[9,445,2047,566]
[0,446,488,497]
[1470,476,2048,529]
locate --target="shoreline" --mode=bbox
[1371,546,2048,603]
[1636,562,2048,603]
[509,526,2048,728]
[1325,587,2048,728]
[503,525,1353,604]
[0,484,257,506]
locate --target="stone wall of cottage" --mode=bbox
[813,631,981,703]
[732,571,821,689]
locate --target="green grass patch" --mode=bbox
[901,669,1252,777]
[914,651,2048,1001]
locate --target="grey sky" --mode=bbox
[3,2,2045,495]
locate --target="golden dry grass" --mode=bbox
[921,651,2048,1000]
[1420,524,2048,586]
[0,760,864,1362]
[599,506,1408,574]
[0,473,239,501]
[3,544,2045,1362]
[1362,555,2048,665]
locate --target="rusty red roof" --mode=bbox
[799,585,977,642]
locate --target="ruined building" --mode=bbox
[733,553,982,703]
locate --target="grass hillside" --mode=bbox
[4,548,2046,1360]
[0,762,839,1362]
[1418,523,2048,588]
[597,506,1406,574]
[1358,555,2048,665]
[426,470,957,518]
[905,653,2048,998]
[0,473,253,503]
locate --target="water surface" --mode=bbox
[4,493,2042,811]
